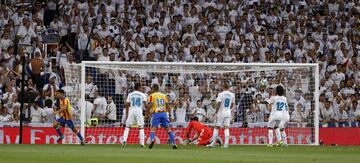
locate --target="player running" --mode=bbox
[146,84,177,149]
[53,89,85,145]
[122,83,148,148]
[207,82,235,148]
[185,117,221,146]
[258,85,289,147]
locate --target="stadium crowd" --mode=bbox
[0,0,359,128]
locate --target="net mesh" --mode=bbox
[64,63,317,145]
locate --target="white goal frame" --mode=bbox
[79,62,320,145]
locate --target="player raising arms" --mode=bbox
[185,116,221,146]
[207,82,235,148]
[258,85,290,147]
[146,84,177,149]
[53,89,85,145]
[122,83,148,148]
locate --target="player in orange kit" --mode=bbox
[185,117,221,146]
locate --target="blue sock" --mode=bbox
[168,131,175,145]
[77,132,84,142]
[150,131,155,141]
[56,127,63,138]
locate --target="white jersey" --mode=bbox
[126,91,147,111]
[216,90,235,117]
[93,96,107,116]
[266,95,290,120]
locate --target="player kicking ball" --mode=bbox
[185,117,221,146]
[53,89,85,145]
[122,83,148,148]
[207,83,235,148]
[258,85,289,147]
[146,84,177,149]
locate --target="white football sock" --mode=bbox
[224,129,230,147]
[123,127,130,142]
[210,129,219,146]
[139,129,145,146]
[275,128,282,142]
[268,129,273,145]
[281,131,287,145]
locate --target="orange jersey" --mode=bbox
[148,92,168,113]
[185,120,212,135]
[59,98,72,120]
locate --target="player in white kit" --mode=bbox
[258,85,290,147]
[122,83,148,148]
[207,83,235,148]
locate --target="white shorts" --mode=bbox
[268,116,289,129]
[216,116,231,127]
[126,109,144,127]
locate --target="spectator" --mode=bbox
[322,101,335,123]
[175,97,188,124]
[30,101,47,123]
[205,99,216,123]
[56,43,75,68]
[42,74,59,99]
[191,99,206,122]
[30,52,44,90]
[85,75,98,99]
[6,94,20,115]
[25,79,40,104]
[335,106,349,125]
[43,99,54,123]
[291,103,306,126]
[0,32,13,52]
[92,91,107,119]
[0,106,13,122]
[105,96,116,123]
[348,101,360,122]
[12,105,20,122]
[17,19,37,45]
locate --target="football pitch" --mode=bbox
[0,144,359,163]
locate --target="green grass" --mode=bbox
[0,144,359,163]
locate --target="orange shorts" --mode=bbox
[196,129,213,146]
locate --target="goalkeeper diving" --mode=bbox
[184,116,221,146]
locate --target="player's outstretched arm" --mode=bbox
[166,103,171,113]
[214,102,221,115]
[256,100,269,105]
[54,104,67,114]
[184,122,197,145]
[145,102,152,119]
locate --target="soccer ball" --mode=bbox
[259,79,268,87]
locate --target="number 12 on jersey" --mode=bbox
[276,102,288,111]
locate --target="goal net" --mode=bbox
[64,62,319,145]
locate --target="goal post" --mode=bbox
[64,62,319,145]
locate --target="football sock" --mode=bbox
[76,132,84,142]
[275,128,282,142]
[168,131,176,145]
[123,127,130,142]
[139,129,145,145]
[268,129,273,145]
[281,131,288,144]
[150,131,155,141]
[210,129,219,146]
[55,126,63,138]
[224,129,230,147]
